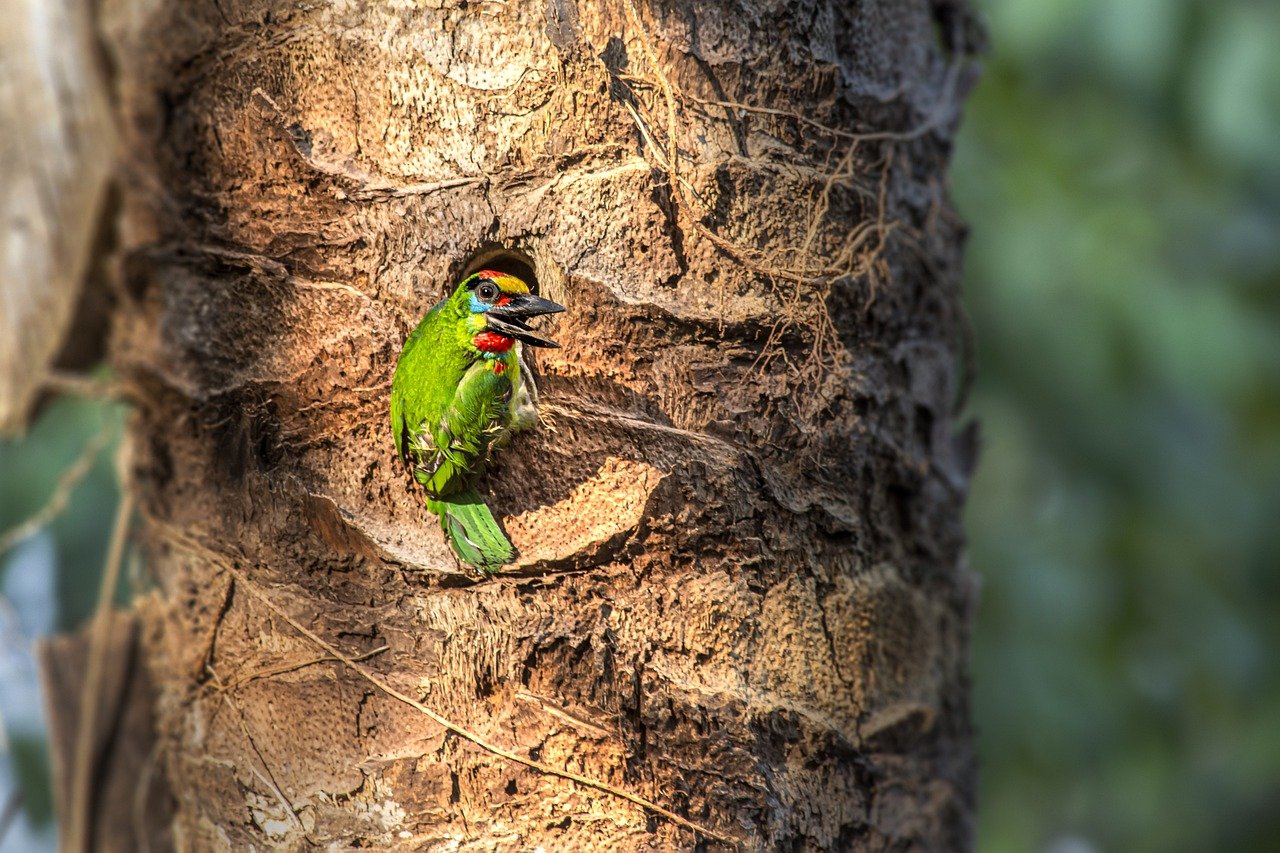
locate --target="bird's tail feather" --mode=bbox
[427,489,514,572]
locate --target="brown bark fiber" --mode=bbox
[88,0,979,848]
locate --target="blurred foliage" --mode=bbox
[6,736,52,827]
[0,395,123,849]
[0,396,125,630]
[955,0,1280,851]
[2,0,1279,850]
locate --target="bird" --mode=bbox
[390,269,565,572]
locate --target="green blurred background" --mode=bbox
[2,0,1278,849]
[958,0,1280,850]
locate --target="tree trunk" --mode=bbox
[88,0,979,848]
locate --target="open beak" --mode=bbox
[485,294,566,348]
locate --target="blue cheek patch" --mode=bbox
[468,294,488,313]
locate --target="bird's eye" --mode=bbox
[476,282,498,302]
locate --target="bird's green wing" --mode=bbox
[390,376,407,461]
[391,315,435,464]
[409,361,511,498]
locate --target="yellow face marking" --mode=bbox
[475,270,530,295]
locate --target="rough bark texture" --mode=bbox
[95,0,979,848]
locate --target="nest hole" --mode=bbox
[454,246,541,294]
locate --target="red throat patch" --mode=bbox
[473,331,515,353]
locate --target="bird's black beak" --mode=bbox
[485,294,566,348]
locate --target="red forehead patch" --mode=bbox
[475,270,529,294]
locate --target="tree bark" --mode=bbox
[0,0,113,432]
[88,0,979,848]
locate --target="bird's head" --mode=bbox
[452,269,565,354]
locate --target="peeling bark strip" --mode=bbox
[97,0,978,848]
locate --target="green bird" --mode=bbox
[390,269,565,572]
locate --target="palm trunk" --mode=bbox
[67,0,980,847]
